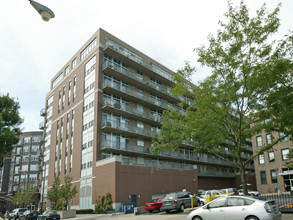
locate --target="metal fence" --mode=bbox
[259,194,293,213]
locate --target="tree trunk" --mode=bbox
[240,166,248,195]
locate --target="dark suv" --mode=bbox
[160,191,199,213]
[9,208,27,220]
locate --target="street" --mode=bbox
[74,211,293,220]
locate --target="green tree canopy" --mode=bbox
[47,176,61,209]
[0,94,23,167]
[60,175,78,210]
[12,186,37,207]
[152,0,292,194]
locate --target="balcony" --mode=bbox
[101,119,153,140]
[39,122,44,130]
[104,39,174,85]
[102,100,162,126]
[198,170,236,178]
[101,140,234,167]
[40,108,46,117]
[102,79,168,112]
[102,60,180,103]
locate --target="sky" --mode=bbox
[0,0,292,132]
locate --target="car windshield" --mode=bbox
[19,209,27,212]
[151,199,159,202]
[163,194,176,200]
[47,211,57,214]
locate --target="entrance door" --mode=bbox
[131,195,137,207]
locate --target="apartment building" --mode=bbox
[41,28,255,210]
[0,131,43,211]
[252,122,293,194]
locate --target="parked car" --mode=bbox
[187,195,281,220]
[144,197,163,212]
[9,209,27,220]
[201,189,226,199]
[221,188,239,195]
[195,195,206,206]
[19,211,39,220]
[238,189,260,196]
[37,211,60,220]
[160,191,199,213]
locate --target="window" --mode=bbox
[268,151,275,163]
[282,149,290,160]
[266,133,272,145]
[279,132,288,142]
[23,146,30,153]
[260,171,267,184]
[24,137,31,144]
[270,169,278,184]
[256,136,263,147]
[258,154,264,165]
[65,66,69,76]
[72,58,77,69]
[208,197,226,208]
[264,118,270,124]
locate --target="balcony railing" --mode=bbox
[102,79,169,111]
[39,122,44,130]
[101,140,233,167]
[101,119,154,138]
[198,170,236,177]
[102,100,162,123]
[40,108,46,117]
[104,39,174,83]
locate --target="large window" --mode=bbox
[256,136,263,147]
[258,154,264,165]
[282,149,290,160]
[270,169,278,184]
[260,171,267,184]
[268,151,275,163]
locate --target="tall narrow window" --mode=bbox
[268,151,275,163]
[256,136,263,147]
[270,169,278,184]
[260,171,267,184]
[258,154,264,165]
[266,133,272,145]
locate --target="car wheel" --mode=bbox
[200,201,205,206]
[245,216,259,220]
[179,204,185,212]
[192,216,203,220]
[148,210,153,213]
[166,210,170,213]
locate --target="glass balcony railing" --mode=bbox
[102,100,162,123]
[104,39,174,82]
[102,79,169,110]
[198,170,236,177]
[101,140,233,167]
[101,119,153,137]
[103,60,173,97]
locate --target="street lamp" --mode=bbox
[29,0,55,22]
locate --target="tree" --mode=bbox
[95,192,112,214]
[60,175,78,210]
[152,1,291,195]
[0,94,23,167]
[47,176,61,209]
[12,186,36,207]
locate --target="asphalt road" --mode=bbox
[74,211,293,220]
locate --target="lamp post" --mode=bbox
[29,0,55,22]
